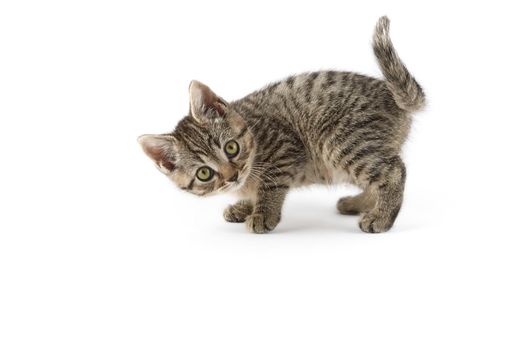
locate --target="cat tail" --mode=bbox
[373,16,426,113]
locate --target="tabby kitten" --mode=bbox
[139,16,425,233]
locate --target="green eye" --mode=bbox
[196,166,214,182]
[224,140,240,158]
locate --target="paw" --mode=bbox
[223,203,252,223]
[337,196,361,215]
[245,213,280,234]
[358,212,393,233]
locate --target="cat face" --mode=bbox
[139,81,256,196]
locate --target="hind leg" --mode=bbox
[358,157,406,233]
[337,188,375,215]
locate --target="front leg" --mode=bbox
[245,185,289,234]
[223,200,253,223]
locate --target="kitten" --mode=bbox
[139,16,425,233]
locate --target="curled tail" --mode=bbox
[373,16,425,113]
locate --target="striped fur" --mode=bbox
[139,16,425,233]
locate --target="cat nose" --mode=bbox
[227,172,238,183]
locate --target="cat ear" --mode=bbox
[138,134,177,174]
[189,80,228,122]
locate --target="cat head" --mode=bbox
[139,80,255,196]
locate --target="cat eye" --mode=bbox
[196,166,214,182]
[224,140,240,158]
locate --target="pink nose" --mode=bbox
[227,172,238,183]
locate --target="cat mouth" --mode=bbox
[223,175,245,191]
[220,166,249,192]
[236,165,251,187]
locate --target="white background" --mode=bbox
[1,1,524,349]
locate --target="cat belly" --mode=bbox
[292,162,353,187]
